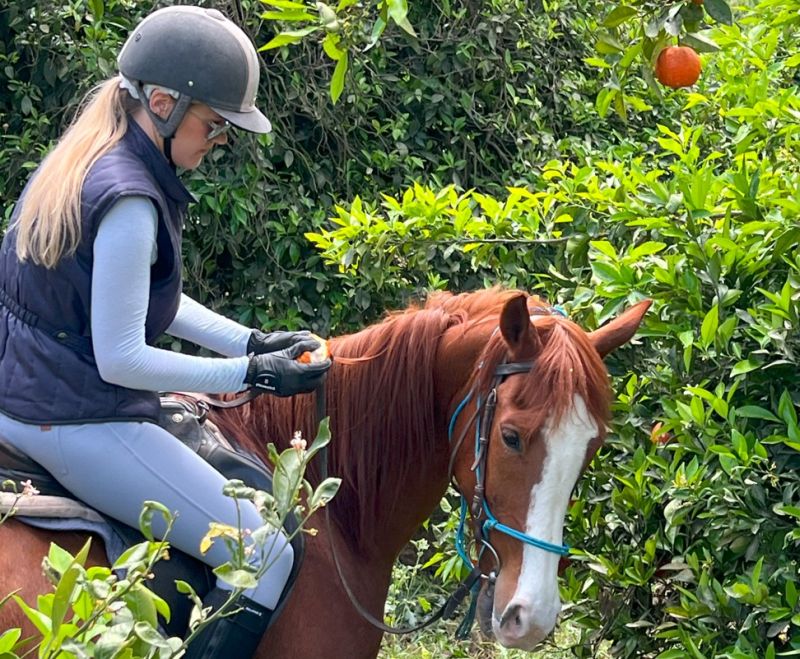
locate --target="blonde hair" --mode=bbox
[13,76,139,268]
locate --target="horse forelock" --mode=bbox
[475,314,612,434]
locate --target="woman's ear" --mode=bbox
[148,89,175,120]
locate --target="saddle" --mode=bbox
[0,394,304,636]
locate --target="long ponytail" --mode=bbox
[13,76,137,268]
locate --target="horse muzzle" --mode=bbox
[477,574,560,650]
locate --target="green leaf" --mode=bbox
[614,94,628,121]
[213,564,259,590]
[699,305,718,348]
[259,27,319,50]
[590,240,618,260]
[330,51,348,103]
[261,10,316,21]
[149,590,171,624]
[307,416,332,456]
[138,501,171,541]
[731,358,759,376]
[272,449,302,514]
[664,8,683,37]
[365,17,387,51]
[12,595,50,636]
[681,32,721,53]
[603,5,638,28]
[47,543,76,575]
[0,628,21,653]
[703,0,733,25]
[133,621,172,650]
[584,57,611,69]
[778,389,798,427]
[176,580,203,612]
[629,241,666,259]
[773,504,800,520]
[394,15,416,37]
[735,406,780,422]
[309,477,341,509]
[88,0,104,21]
[645,12,667,38]
[591,261,622,284]
[596,87,617,118]
[596,33,624,54]
[386,0,408,24]
[322,33,345,61]
[93,621,135,659]
[787,580,798,608]
[51,559,84,635]
[261,0,307,8]
[123,584,159,628]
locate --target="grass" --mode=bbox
[379,618,611,658]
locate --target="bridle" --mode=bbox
[449,358,570,577]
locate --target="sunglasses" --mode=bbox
[187,108,231,140]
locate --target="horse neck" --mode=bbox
[224,313,492,564]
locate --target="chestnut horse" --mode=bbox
[0,289,649,657]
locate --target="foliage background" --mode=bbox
[2,0,800,657]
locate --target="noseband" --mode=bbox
[448,352,571,577]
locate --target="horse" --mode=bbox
[0,288,649,657]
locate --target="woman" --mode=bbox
[0,6,330,658]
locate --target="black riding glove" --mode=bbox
[247,329,317,356]
[244,340,331,397]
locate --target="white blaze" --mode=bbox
[494,394,597,647]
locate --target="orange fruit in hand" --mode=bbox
[654,45,702,88]
[297,335,331,364]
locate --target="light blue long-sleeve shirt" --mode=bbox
[91,196,250,393]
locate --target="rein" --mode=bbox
[318,383,484,635]
[189,386,483,633]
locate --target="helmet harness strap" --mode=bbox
[134,81,192,167]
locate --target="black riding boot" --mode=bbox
[182,588,273,659]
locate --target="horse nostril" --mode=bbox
[500,603,523,631]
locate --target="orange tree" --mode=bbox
[3,0,800,656]
[307,1,800,655]
[588,0,733,119]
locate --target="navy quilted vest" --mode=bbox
[0,120,193,424]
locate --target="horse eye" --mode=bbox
[501,428,521,451]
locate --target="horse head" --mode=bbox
[442,292,650,650]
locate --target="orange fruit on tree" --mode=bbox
[691,0,703,5]
[654,45,702,88]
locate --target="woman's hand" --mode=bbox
[247,329,318,355]
[244,340,331,397]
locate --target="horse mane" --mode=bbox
[210,288,610,554]
[213,298,462,554]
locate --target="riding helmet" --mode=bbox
[117,5,271,136]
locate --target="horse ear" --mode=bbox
[589,299,652,358]
[500,294,541,355]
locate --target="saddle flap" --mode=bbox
[0,435,72,498]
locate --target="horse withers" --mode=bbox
[0,288,649,658]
